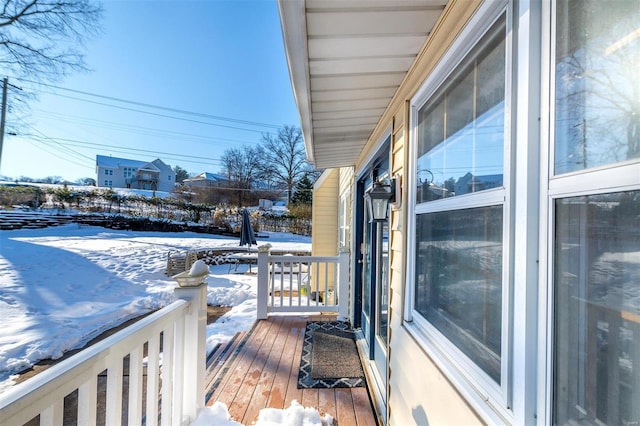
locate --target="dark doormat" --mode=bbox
[297,321,365,389]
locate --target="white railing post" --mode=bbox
[338,248,350,320]
[257,244,272,320]
[174,281,207,424]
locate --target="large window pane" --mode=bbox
[554,191,640,425]
[554,0,640,174]
[415,206,503,382]
[416,16,505,203]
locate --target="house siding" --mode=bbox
[312,169,339,255]
[311,169,339,291]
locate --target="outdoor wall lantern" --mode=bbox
[365,178,396,222]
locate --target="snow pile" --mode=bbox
[191,400,333,426]
[191,402,242,426]
[256,400,333,426]
[189,259,210,276]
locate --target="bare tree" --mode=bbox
[0,0,103,134]
[259,125,313,204]
[220,145,262,206]
[75,176,95,186]
[0,0,103,80]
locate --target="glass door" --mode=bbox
[374,219,389,377]
[358,164,390,403]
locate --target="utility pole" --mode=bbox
[0,77,7,172]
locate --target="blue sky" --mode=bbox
[1,0,300,182]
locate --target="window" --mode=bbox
[408,4,509,409]
[124,167,134,179]
[550,1,640,425]
[553,191,639,425]
[104,180,112,187]
[416,18,505,202]
[338,189,351,249]
[415,206,503,381]
[554,0,640,174]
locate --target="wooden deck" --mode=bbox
[205,315,379,425]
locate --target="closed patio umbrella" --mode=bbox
[239,208,257,249]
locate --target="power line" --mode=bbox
[26,139,94,171]
[31,130,94,163]
[38,91,276,135]
[26,134,225,166]
[14,77,283,131]
[31,109,259,147]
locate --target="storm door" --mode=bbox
[357,152,390,402]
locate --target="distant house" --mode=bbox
[454,172,503,196]
[182,172,229,188]
[96,155,175,192]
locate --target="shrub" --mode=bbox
[0,185,43,208]
[287,204,312,219]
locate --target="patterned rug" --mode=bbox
[297,321,365,389]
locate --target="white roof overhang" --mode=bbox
[278,0,447,169]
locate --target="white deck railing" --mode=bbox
[0,249,350,425]
[0,283,208,426]
[256,246,349,319]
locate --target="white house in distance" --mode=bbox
[96,155,175,192]
[182,172,229,188]
[279,0,639,425]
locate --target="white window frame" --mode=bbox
[537,1,640,424]
[338,188,351,249]
[404,1,514,423]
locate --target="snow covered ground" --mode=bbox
[0,223,311,394]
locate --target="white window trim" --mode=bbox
[339,188,351,249]
[542,179,640,425]
[538,2,640,423]
[404,1,515,424]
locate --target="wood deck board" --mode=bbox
[283,317,306,407]
[211,318,274,406]
[352,387,378,426]
[241,316,289,424]
[301,388,319,411]
[206,316,378,425]
[264,317,304,411]
[205,331,246,394]
[335,388,358,426]
[228,317,282,422]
